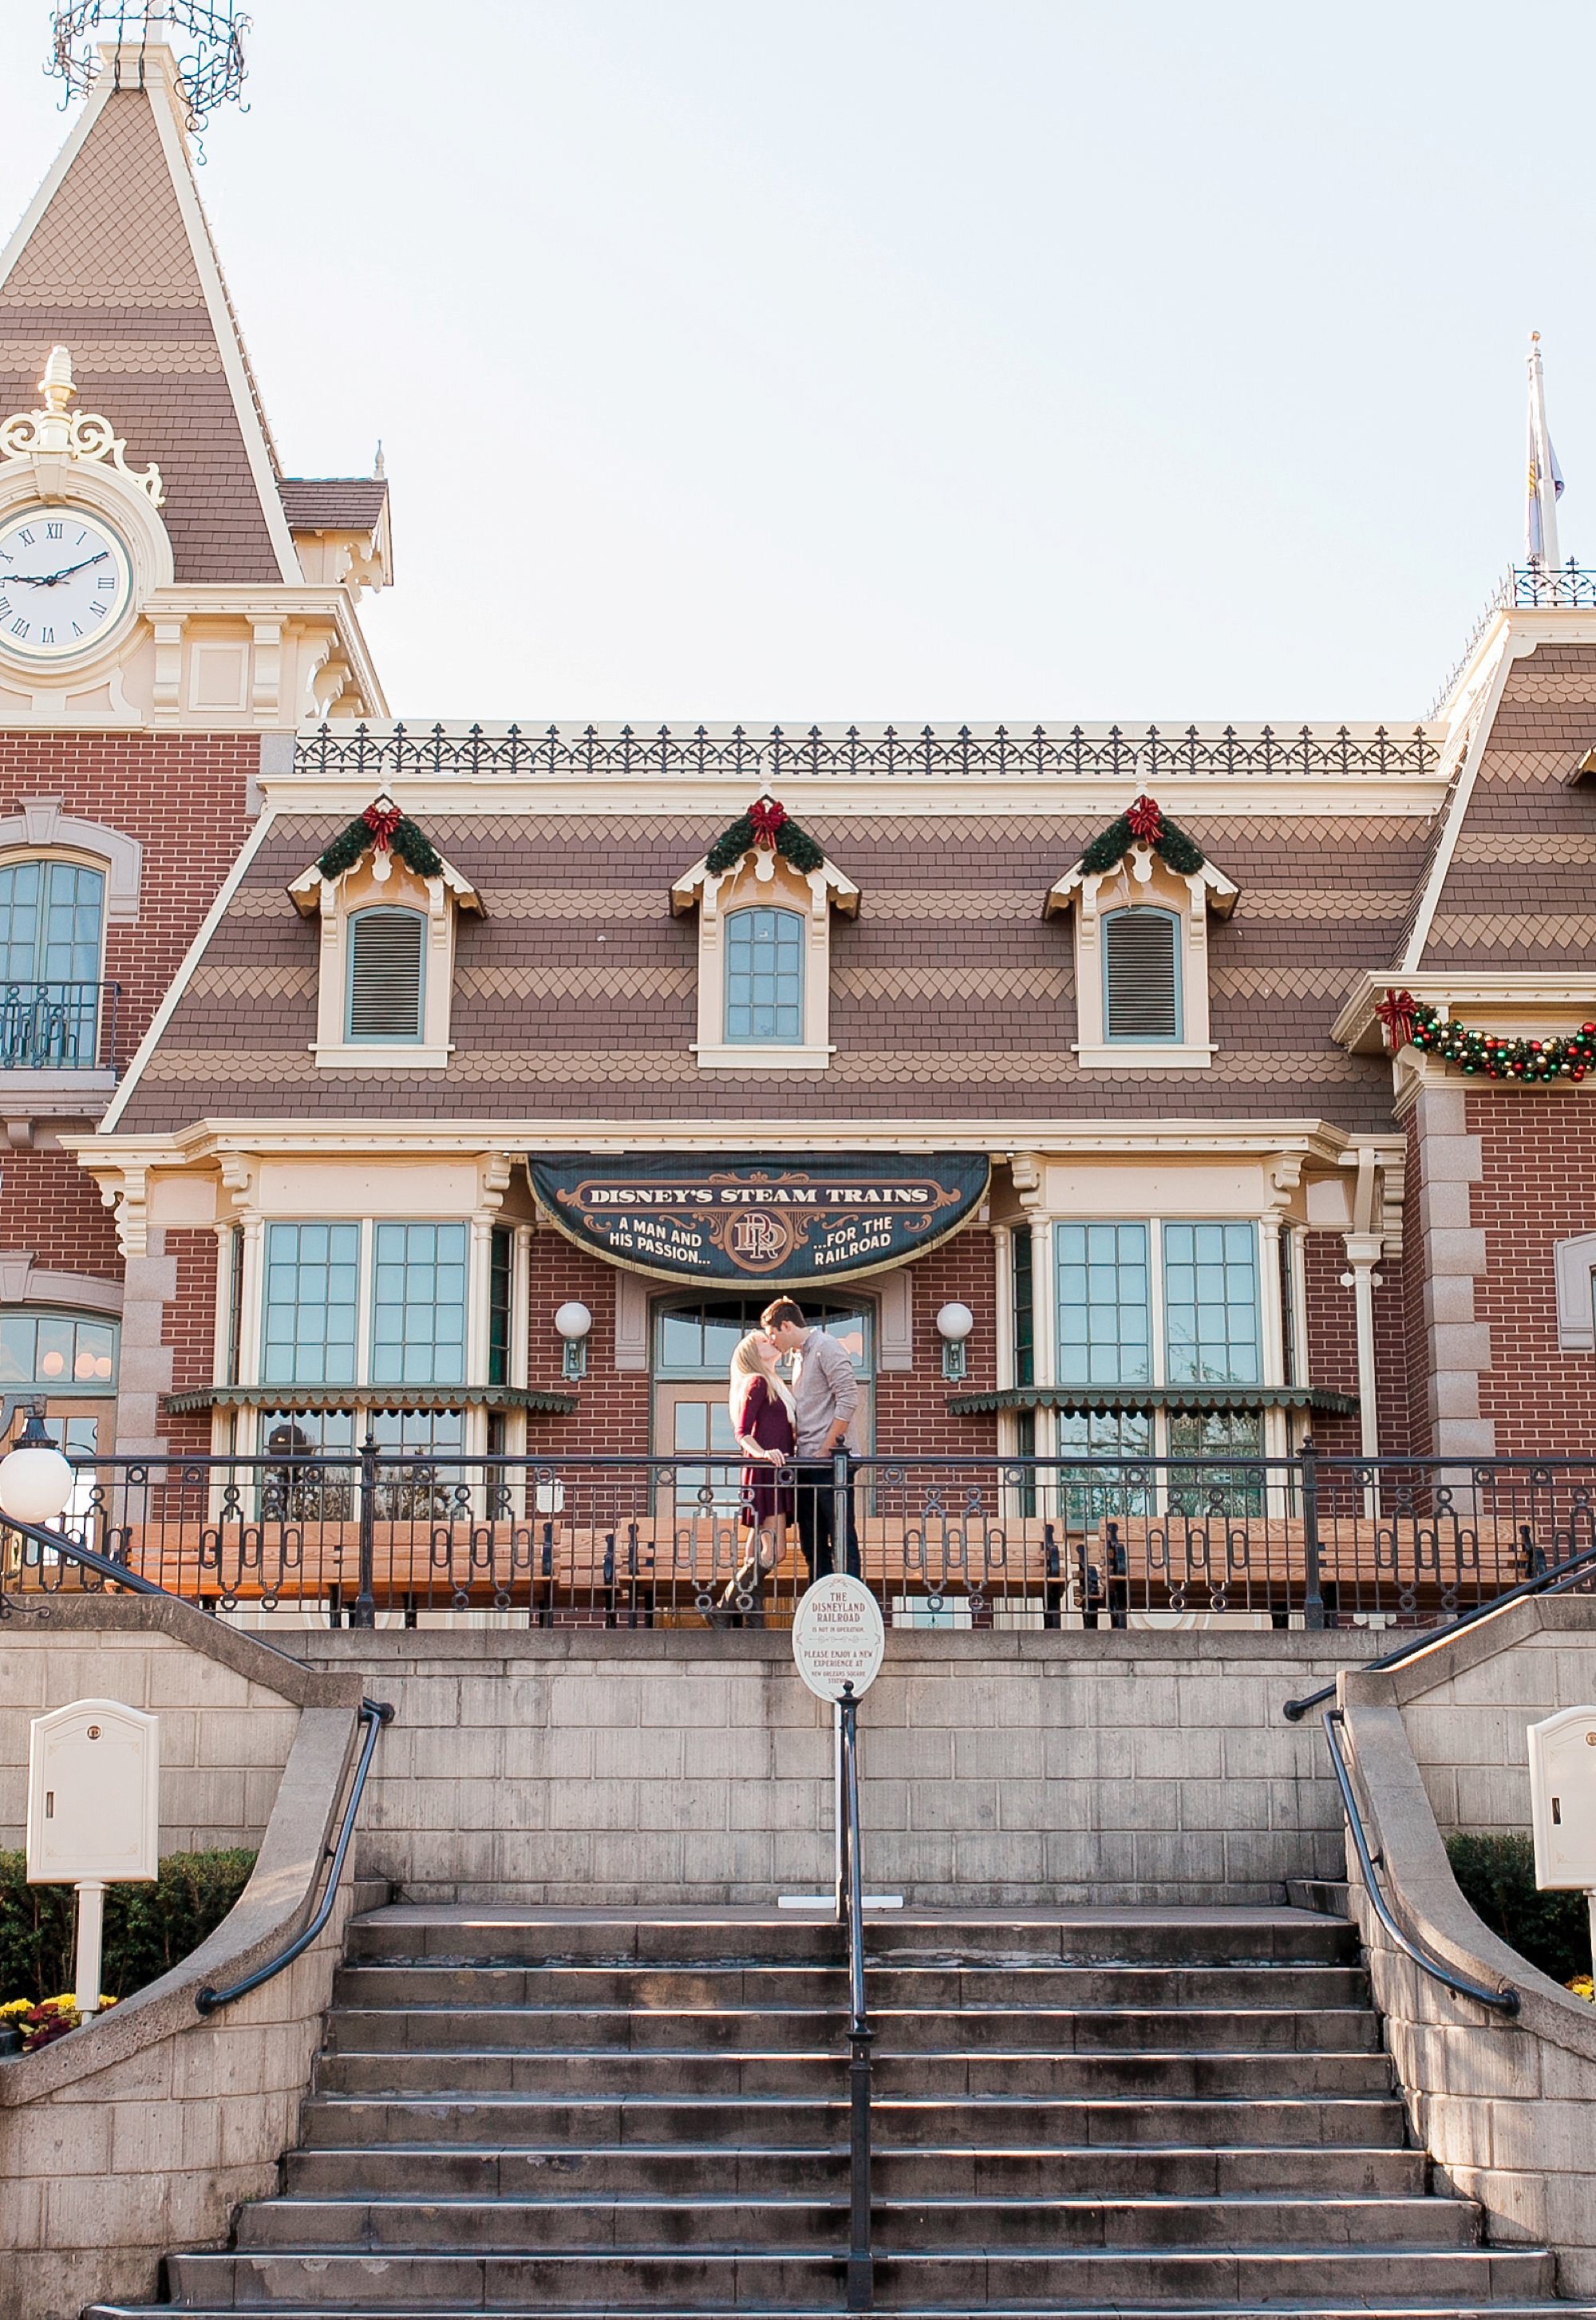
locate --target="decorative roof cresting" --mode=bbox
[0,346,165,506]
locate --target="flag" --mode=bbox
[1527,332,1565,568]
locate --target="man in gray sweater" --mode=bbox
[761,1298,862,1584]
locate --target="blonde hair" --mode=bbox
[729,1330,795,1433]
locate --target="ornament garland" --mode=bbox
[317,797,444,883]
[705,795,826,877]
[1379,988,1596,1081]
[1077,792,1205,878]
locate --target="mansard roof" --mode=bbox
[0,50,297,583]
[104,794,1430,1140]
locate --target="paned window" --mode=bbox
[725,907,804,1045]
[0,858,106,1065]
[654,1295,872,1377]
[1163,1221,1260,1384]
[1102,908,1180,1042]
[1058,1407,1155,1524]
[346,907,425,1042]
[488,1226,513,1387]
[1056,1222,1151,1385]
[0,1309,117,1391]
[1168,1408,1265,1515]
[1012,1231,1034,1389]
[371,1223,467,1385]
[263,1223,359,1385]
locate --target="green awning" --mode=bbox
[162,1384,578,1417]
[946,1384,1357,1417]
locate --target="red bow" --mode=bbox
[361,800,403,851]
[749,798,788,847]
[1125,793,1163,843]
[1375,988,1419,1050]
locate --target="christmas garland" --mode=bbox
[1077,792,1205,878]
[317,799,444,883]
[1378,989,1596,1081]
[705,795,826,877]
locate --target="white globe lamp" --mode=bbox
[555,1300,593,1381]
[937,1300,975,1381]
[0,1410,74,1526]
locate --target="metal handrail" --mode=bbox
[836,1680,873,2311]
[0,1509,395,2013]
[1282,1537,1596,1721]
[196,1697,393,2014]
[1321,1708,1518,2015]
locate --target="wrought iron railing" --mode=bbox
[6,1445,1596,1632]
[293,720,1441,785]
[0,978,119,1071]
[1429,562,1596,716]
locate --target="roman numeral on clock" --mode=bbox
[45,523,62,540]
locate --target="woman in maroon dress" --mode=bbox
[718,1330,796,1622]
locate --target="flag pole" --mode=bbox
[1527,330,1562,574]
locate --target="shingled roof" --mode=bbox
[0,57,297,584]
[279,477,389,532]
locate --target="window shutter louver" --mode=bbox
[348,909,425,1041]
[1104,911,1179,1041]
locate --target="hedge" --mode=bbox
[0,1848,257,2006]
[1444,1831,1590,1985]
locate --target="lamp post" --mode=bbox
[936,1302,974,1381]
[555,1301,592,1381]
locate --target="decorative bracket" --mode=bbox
[0,347,164,507]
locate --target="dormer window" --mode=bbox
[1046,795,1236,1071]
[1103,907,1181,1043]
[290,797,481,1071]
[346,907,425,1042]
[672,796,859,1071]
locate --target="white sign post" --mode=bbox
[27,1698,159,2018]
[783,1575,899,1912]
[1527,1705,1596,1974]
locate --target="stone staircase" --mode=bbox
[91,1903,1591,2320]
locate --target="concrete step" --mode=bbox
[87,2301,1596,2320]
[330,1961,1374,2010]
[233,2192,1483,2254]
[160,2243,1558,2308]
[343,1908,1359,1970]
[325,2004,1381,2055]
[284,2140,1433,2203]
[299,2093,1408,2150]
[314,2045,1396,2101]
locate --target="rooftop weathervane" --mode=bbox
[48,2,249,132]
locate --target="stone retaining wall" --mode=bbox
[293,1626,1385,1906]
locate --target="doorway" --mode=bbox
[651,1294,874,1509]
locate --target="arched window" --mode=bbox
[0,857,106,1066]
[1103,907,1181,1043]
[725,907,804,1045]
[0,1307,117,1392]
[346,907,425,1042]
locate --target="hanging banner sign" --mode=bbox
[526,1152,990,1286]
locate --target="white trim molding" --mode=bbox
[671,842,859,1073]
[1555,1231,1596,1353]
[0,800,143,921]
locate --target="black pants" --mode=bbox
[795,1457,860,1583]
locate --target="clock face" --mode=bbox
[0,506,133,662]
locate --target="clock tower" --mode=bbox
[0,2,391,1452]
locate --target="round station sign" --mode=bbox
[791,1574,885,1703]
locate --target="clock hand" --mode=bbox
[1,551,109,588]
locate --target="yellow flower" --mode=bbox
[1566,1974,1594,2002]
[0,1998,32,2018]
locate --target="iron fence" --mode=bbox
[6,1447,1596,1634]
[1429,561,1596,716]
[293,720,1440,787]
[0,979,119,1071]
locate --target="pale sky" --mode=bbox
[1,0,1591,725]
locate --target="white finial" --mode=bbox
[38,346,75,418]
[373,441,385,478]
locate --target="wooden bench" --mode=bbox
[1080,1512,1540,1622]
